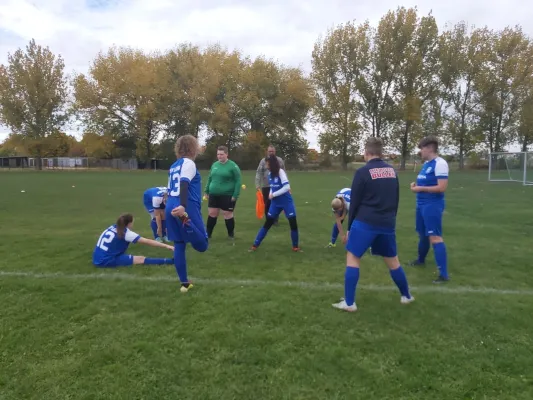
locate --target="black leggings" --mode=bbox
[264,215,298,231]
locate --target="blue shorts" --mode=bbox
[94,254,134,268]
[416,203,444,237]
[268,200,296,219]
[165,199,207,243]
[346,220,397,258]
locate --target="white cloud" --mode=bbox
[1,0,532,148]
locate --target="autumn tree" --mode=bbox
[0,39,69,169]
[474,27,533,152]
[387,7,440,169]
[311,21,369,169]
[159,44,210,138]
[438,23,492,168]
[73,47,163,166]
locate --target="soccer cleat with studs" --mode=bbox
[180,282,193,293]
[432,276,449,284]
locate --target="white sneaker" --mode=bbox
[401,295,415,304]
[332,299,357,312]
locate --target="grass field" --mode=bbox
[1,169,533,400]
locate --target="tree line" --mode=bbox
[1,6,532,170]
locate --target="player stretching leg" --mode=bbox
[92,213,174,267]
[409,136,449,283]
[250,155,301,252]
[332,138,414,312]
[143,186,169,242]
[326,188,350,248]
[165,135,209,293]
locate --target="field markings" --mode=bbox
[1,270,533,296]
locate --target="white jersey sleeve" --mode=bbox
[124,229,141,243]
[152,196,164,208]
[435,157,449,178]
[181,159,197,182]
[279,169,289,186]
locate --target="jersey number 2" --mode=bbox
[169,172,181,196]
[97,230,115,251]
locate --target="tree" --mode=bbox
[356,20,398,139]
[388,7,440,169]
[159,44,210,138]
[439,23,491,168]
[203,46,247,152]
[311,21,369,169]
[0,39,69,169]
[517,77,533,151]
[474,27,533,152]
[73,47,164,166]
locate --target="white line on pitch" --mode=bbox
[1,270,532,296]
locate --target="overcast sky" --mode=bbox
[1,0,532,149]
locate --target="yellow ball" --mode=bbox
[241,184,246,189]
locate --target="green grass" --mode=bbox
[1,169,533,399]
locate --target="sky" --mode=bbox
[0,0,532,150]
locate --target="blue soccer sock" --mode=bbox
[290,229,299,248]
[433,242,448,279]
[182,218,208,253]
[253,227,269,247]
[173,242,188,283]
[150,219,159,238]
[418,236,430,263]
[162,219,167,237]
[389,266,411,298]
[344,266,360,306]
[331,223,339,244]
[144,257,173,265]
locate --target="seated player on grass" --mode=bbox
[92,213,175,268]
[250,155,301,252]
[143,186,169,242]
[326,188,351,248]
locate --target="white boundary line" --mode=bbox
[1,270,533,296]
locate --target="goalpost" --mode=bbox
[488,152,533,186]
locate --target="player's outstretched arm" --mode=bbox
[137,237,174,251]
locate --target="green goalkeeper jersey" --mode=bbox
[205,160,242,199]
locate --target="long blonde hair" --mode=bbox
[175,135,200,159]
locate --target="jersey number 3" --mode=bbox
[169,172,181,196]
[97,230,115,251]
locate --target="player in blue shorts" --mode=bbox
[409,136,449,283]
[143,186,168,242]
[332,137,414,312]
[250,155,301,252]
[92,213,174,268]
[165,135,209,293]
[326,188,350,248]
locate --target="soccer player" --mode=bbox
[409,136,449,283]
[204,146,242,241]
[92,213,174,268]
[332,137,414,312]
[250,155,301,252]
[165,134,209,293]
[326,188,351,248]
[143,186,169,242]
[255,145,285,224]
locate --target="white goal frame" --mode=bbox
[488,151,533,186]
